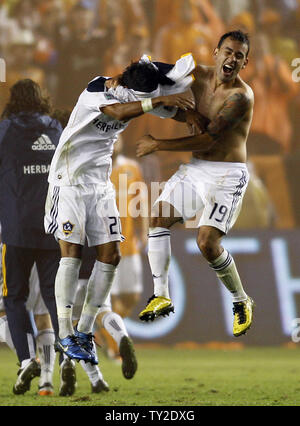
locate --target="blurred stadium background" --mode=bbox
[0,0,300,350]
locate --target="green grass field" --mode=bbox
[1,345,300,406]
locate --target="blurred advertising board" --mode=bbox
[126,229,300,346]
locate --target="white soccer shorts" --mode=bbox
[45,183,123,246]
[154,158,249,234]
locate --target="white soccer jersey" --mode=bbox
[48,77,130,186]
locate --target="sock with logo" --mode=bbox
[36,329,56,387]
[209,249,248,302]
[148,227,171,299]
[102,311,128,348]
[80,358,105,386]
[0,315,15,351]
[55,257,82,339]
[77,261,117,334]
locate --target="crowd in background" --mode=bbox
[0,0,300,228]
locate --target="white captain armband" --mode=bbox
[141,98,153,113]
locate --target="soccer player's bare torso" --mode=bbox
[191,65,254,164]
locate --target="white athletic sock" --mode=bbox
[0,315,15,351]
[77,261,117,334]
[55,257,82,339]
[209,249,248,302]
[36,329,56,386]
[80,351,104,386]
[102,311,128,347]
[148,227,171,298]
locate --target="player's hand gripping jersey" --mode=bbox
[45,54,196,246]
[48,52,196,188]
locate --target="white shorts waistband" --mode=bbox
[189,158,248,169]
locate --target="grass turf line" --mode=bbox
[0,346,300,406]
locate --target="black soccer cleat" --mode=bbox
[13,359,41,395]
[59,358,77,397]
[91,378,110,393]
[119,336,138,380]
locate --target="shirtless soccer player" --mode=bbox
[137,30,255,337]
[44,59,194,378]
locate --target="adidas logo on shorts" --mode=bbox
[32,135,56,151]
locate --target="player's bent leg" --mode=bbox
[99,309,138,379]
[139,204,180,322]
[98,293,142,361]
[197,226,254,337]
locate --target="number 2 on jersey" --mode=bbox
[109,216,121,235]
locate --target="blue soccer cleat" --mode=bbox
[74,326,98,365]
[55,335,92,362]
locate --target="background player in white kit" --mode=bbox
[44,58,195,377]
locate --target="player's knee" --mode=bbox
[149,215,176,229]
[197,235,219,261]
[150,216,166,229]
[98,251,121,266]
[111,251,121,267]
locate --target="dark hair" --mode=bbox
[217,30,250,56]
[119,61,175,93]
[2,79,52,118]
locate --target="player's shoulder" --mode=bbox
[235,77,254,103]
[86,76,108,93]
[192,65,214,88]
[193,64,213,78]
[78,76,113,107]
[227,81,254,111]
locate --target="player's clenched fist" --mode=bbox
[136,135,158,157]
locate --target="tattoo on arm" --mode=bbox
[207,93,250,141]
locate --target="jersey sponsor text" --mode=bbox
[24,164,51,175]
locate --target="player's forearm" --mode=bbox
[155,133,215,152]
[100,98,167,122]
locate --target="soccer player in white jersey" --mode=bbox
[44,59,195,376]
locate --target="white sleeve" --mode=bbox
[79,90,121,112]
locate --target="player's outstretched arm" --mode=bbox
[100,91,195,122]
[136,133,214,157]
[136,91,252,156]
